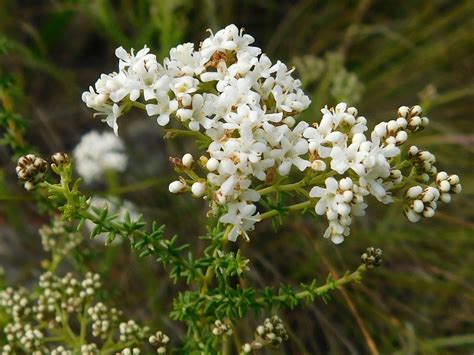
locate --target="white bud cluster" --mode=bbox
[80,343,98,355]
[0,287,31,322]
[436,171,461,203]
[119,320,150,343]
[50,346,72,355]
[405,186,440,222]
[408,146,437,180]
[34,271,100,323]
[15,154,47,190]
[73,130,128,184]
[256,316,288,347]
[0,269,162,353]
[397,105,429,132]
[242,315,288,353]
[83,24,462,243]
[119,348,141,355]
[4,323,44,353]
[1,345,12,355]
[88,302,121,339]
[39,217,82,256]
[149,331,170,354]
[211,319,233,336]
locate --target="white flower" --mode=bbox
[73,131,127,183]
[310,177,366,244]
[310,177,339,216]
[146,91,179,126]
[219,202,260,241]
[200,24,261,63]
[269,121,310,175]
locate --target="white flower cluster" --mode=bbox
[73,130,127,183]
[119,320,150,343]
[83,25,461,244]
[149,331,170,354]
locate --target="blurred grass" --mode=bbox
[0,0,473,353]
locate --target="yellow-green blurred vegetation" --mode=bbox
[0,0,473,353]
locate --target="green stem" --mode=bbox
[79,302,90,346]
[164,128,209,141]
[259,200,312,221]
[129,100,146,110]
[222,335,230,355]
[47,253,62,273]
[290,264,366,300]
[105,169,119,195]
[422,334,474,349]
[256,264,367,304]
[199,226,231,296]
[257,179,306,195]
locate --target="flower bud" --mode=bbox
[311,159,326,171]
[191,182,206,197]
[282,116,295,127]
[396,117,407,128]
[439,180,450,192]
[361,247,383,269]
[206,158,219,171]
[420,116,429,127]
[412,200,424,213]
[168,180,185,193]
[387,120,398,133]
[410,105,422,117]
[447,174,459,185]
[436,171,448,183]
[440,193,451,203]
[406,186,423,199]
[452,184,462,194]
[347,106,358,117]
[339,177,353,190]
[398,106,409,118]
[16,154,48,190]
[405,210,421,223]
[182,153,194,168]
[51,152,70,167]
[396,131,407,144]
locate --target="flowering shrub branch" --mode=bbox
[4,24,462,353]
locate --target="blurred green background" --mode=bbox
[0,0,473,354]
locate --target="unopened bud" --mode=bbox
[361,247,383,269]
[206,158,219,171]
[169,180,186,193]
[51,152,70,167]
[191,182,206,197]
[398,106,409,118]
[182,153,194,168]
